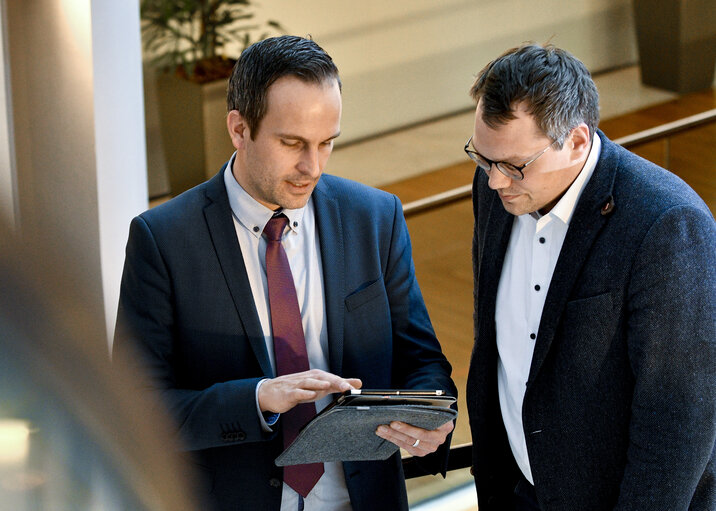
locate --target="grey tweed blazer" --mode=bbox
[467,131,716,510]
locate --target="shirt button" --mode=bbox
[253,226,260,233]
[539,237,546,244]
[530,333,536,340]
[534,285,541,291]
[293,221,298,227]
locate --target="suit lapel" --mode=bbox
[312,178,345,376]
[528,133,618,385]
[477,191,514,351]
[203,167,273,377]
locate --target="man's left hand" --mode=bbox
[375,420,454,457]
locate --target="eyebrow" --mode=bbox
[277,131,342,144]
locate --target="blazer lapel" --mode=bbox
[203,167,273,377]
[528,132,618,385]
[312,178,345,376]
[477,191,514,351]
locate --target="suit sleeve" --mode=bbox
[616,204,716,508]
[384,195,458,475]
[113,216,276,451]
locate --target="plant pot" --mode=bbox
[154,71,208,196]
[633,0,716,93]
[144,68,236,198]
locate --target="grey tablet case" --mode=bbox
[274,397,457,466]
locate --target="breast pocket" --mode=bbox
[344,277,392,373]
[345,277,386,312]
[557,291,624,386]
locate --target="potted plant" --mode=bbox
[141,0,283,84]
[140,0,283,196]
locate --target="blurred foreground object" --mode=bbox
[0,224,201,510]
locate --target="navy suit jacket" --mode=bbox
[467,132,716,510]
[114,167,456,511]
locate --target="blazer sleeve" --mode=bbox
[113,215,276,452]
[384,194,458,475]
[616,203,716,508]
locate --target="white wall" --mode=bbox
[91,0,148,343]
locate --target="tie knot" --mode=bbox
[263,214,288,242]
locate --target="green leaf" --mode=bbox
[140,0,284,78]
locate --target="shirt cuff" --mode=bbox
[255,378,280,432]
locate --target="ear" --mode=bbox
[566,123,591,164]
[227,110,250,150]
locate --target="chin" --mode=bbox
[278,196,312,210]
[501,202,528,217]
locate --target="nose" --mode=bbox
[486,165,511,190]
[297,146,322,177]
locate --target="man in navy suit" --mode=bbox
[466,43,715,510]
[113,36,456,511]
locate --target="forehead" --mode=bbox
[262,76,341,134]
[473,100,545,158]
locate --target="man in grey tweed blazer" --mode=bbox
[466,43,715,510]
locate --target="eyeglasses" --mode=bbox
[464,135,556,181]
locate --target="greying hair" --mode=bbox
[470,43,599,148]
[227,35,341,139]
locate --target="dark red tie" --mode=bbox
[263,214,324,497]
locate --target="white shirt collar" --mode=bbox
[223,152,307,239]
[531,132,602,226]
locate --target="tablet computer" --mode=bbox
[329,388,456,410]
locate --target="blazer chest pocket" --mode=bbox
[559,291,623,381]
[345,277,386,312]
[344,277,392,368]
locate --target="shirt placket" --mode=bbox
[529,219,551,343]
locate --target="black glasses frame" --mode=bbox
[464,136,556,181]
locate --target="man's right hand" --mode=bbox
[258,369,362,414]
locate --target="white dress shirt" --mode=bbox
[224,156,352,510]
[495,134,601,484]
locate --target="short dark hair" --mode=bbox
[470,43,599,148]
[227,35,341,138]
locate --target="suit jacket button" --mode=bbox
[237,431,246,441]
[221,433,229,441]
[269,478,281,488]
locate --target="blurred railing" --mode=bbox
[400,108,716,483]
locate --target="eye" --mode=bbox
[500,162,520,172]
[280,139,301,148]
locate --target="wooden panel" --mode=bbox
[406,201,475,447]
[600,89,716,214]
[599,89,716,138]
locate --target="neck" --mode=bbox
[537,156,589,215]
